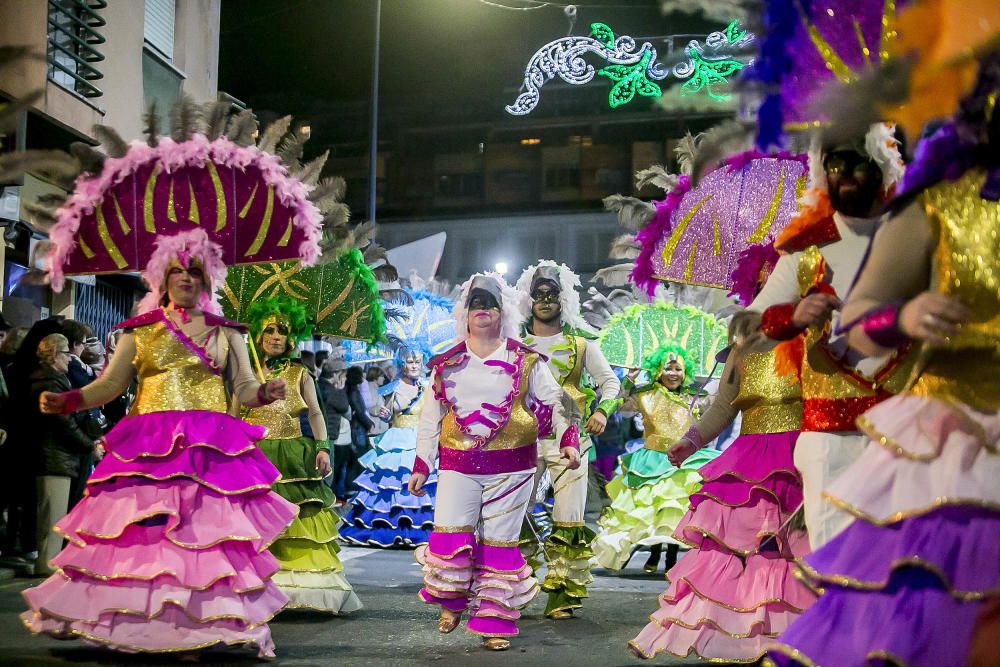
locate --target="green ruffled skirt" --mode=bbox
[592,447,720,572]
[259,436,362,614]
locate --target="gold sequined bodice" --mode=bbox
[637,386,694,453]
[243,362,308,439]
[440,353,540,451]
[390,381,425,430]
[131,321,229,414]
[910,170,1000,410]
[733,349,802,435]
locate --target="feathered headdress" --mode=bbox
[453,272,524,341]
[642,343,695,385]
[515,260,596,335]
[135,228,228,315]
[728,241,781,307]
[245,295,314,349]
[0,96,356,293]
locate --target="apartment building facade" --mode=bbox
[0,0,221,336]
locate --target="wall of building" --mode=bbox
[0,0,222,323]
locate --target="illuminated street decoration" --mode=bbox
[672,20,754,101]
[506,20,754,115]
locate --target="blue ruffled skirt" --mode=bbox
[340,426,436,548]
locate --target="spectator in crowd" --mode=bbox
[61,320,106,509]
[1,317,66,561]
[315,349,330,372]
[0,326,29,372]
[320,359,354,503]
[300,350,317,378]
[101,329,135,428]
[363,365,388,437]
[345,365,374,498]
[29,333,101,575]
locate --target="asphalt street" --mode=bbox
[0,544,710,666]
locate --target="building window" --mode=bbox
[142,50,183,135]
[47,0,107,99]
[143,0,176,61]
[544,167,580,190]
[436,173,482,198]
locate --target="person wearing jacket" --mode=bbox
[28,334,100,576]
[344,365,375,499]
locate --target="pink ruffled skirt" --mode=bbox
[21,410,298,658]
[630,431,816,662]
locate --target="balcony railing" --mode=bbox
[47,0,107,99]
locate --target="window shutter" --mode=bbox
[143,0,175,60]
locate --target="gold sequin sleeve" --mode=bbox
[76,332,137,409]
[222,328,268,408]
[842,202,934,356]
[301,369,328,444]
[688,348,741,445]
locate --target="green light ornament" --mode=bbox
[506,19,753,115]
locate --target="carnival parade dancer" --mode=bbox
[592,344,719,574]
[10,97,359,657]
[241,296,361,614]
[407,273,580,651]
[341,347,437,547]
[629,245,814,662]
[767,44,1000,667]
[23,230,296,657]
[748,125,915,549]
[514,261,621,619]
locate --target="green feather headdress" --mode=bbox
[642,343,695,385]
[246,295,314,349]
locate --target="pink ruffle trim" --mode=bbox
[48,136,323,291]
[59,478,296,551]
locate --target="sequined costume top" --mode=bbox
[243,362,309,439]
[636,386,695,453]
[794,246,917,432]
[414,338,577,476]
[388,380,425,430]
[130,320,230,414]
[733,349,802,435]
[909,169,1000,411]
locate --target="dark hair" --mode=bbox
[366,366,384,382]
[61,319,93,348]
[346,366,364,385]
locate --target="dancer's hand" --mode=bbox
[667,439,697,467]
[40,391,65,414]
[315,450,331,476]
[560,447,581,470]
[408,472,428,496]
[792,293,841,328]
[262,378,287,402]
[899,292,970,347]
[585,411,607,435]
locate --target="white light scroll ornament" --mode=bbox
[506,20,754,116]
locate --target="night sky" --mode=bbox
[218,0,715,134]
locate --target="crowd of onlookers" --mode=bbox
[0,314,403,576]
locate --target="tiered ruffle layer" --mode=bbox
[767,395,1000,666]
[593,447,720,571]
[260,436,361,614]
[341,427,436,547]
[21,410,297,658]
[416,532,539,636]
[540,525,597,616]
[630,431,815,662]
